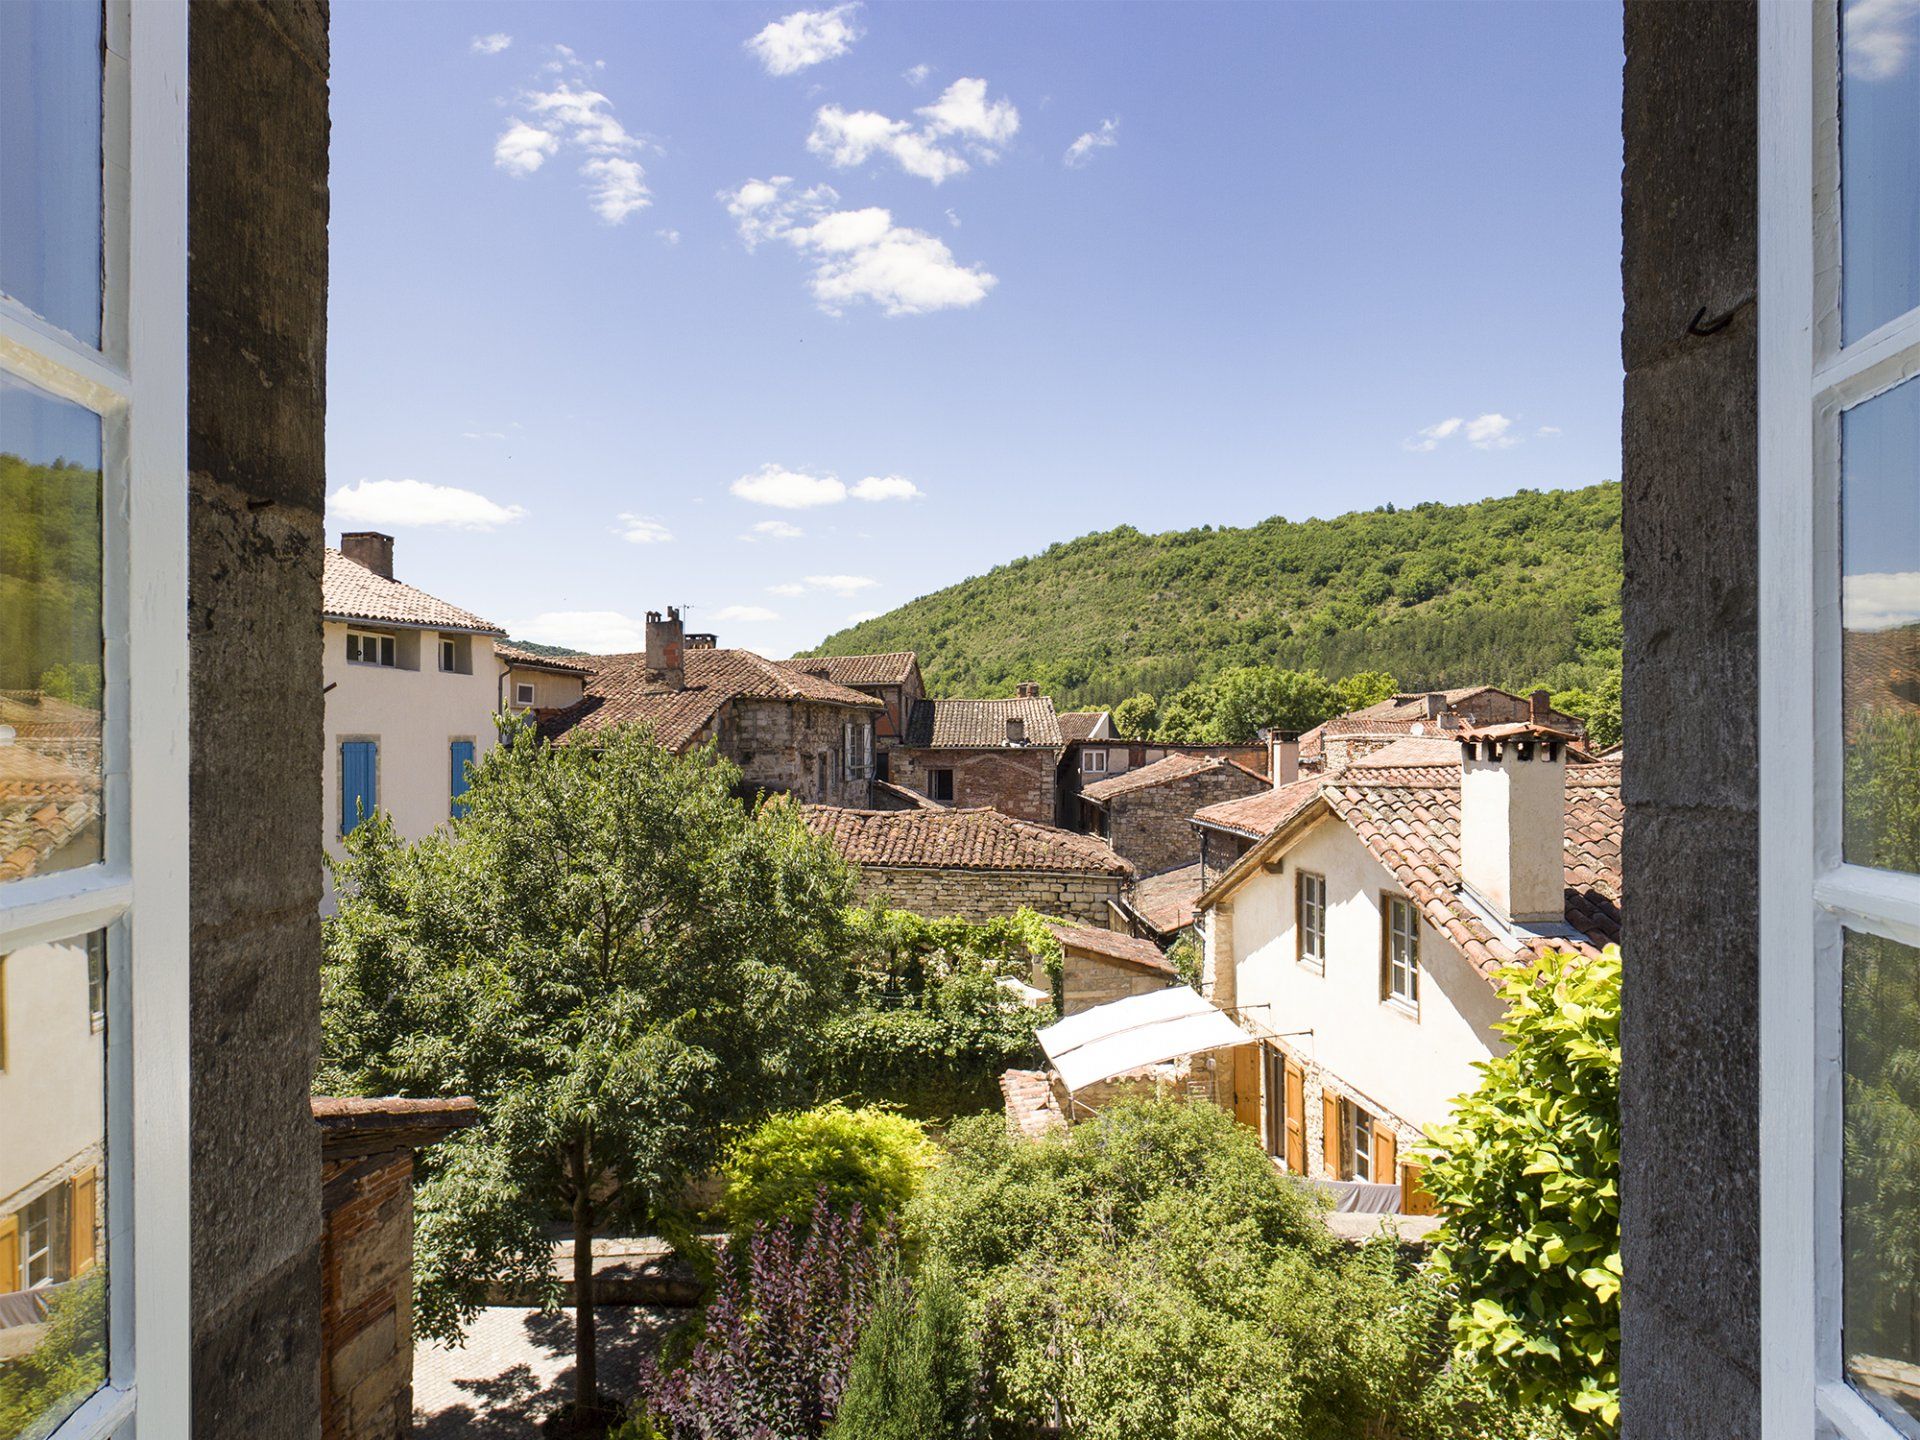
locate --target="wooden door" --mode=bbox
[1283,1060,1306,1173]
[1233,1045,1262,1131]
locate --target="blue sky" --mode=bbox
[326,0,1626,657]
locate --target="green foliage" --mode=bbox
[1111,691,1158,738]
[723,1103,939,1234]
[1424,946,1622,1434]
[829,1258,981,1440]
[817,905,1058,1119]
[1194,665,1339,743]
[0,1269,106,1438]
[803,483,1622,710]
[1166,933,1203,990]
[320,719,858,1409]
[1549,665,1622,751]
[0,452,102,693]
[36,662,102,710]
[503,637,587,657]
[1332,669,1400,713]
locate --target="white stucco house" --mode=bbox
[1194,717,1622,1208]
[321,533,509,889]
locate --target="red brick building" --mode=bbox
[889,689,1066,824]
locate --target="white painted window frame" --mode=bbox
[347,628,397,668]
[1760,5,1920,1437]
[1385,894,1419,1007]
[1298,870,1327,965]
[514,680,537,707]
[0,2,191,1435]
[1082,749,1108,774]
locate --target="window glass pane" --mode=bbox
[1842,0,1920,340]
[0,373,104,883]
[0,931,109,1432]
[0,0,104,346]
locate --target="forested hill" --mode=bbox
[808,483,1622,710]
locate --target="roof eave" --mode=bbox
[1194,796,1333,911]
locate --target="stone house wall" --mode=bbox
[1105,767,1268,878]
[849,865,1122,926]
[723,698,872,806]
[890,747,1058,824]
[1051,951,1175,1015]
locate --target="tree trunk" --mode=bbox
[573,1165,597,1414]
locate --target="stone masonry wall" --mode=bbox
[850,866,1122,926]
[1621,6,1760,1435]
[1053,952,1173,1015]
[188,3,330,1434]
[1106,767,1268,879]
[320,1153,415,1440]
[890,748,1057,824]
[726,699,871,806]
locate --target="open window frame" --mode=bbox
[0,2,192,1434]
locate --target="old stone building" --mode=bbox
[889,689,1065,823]
[784,652,925,781]
[1079,752,1269,878]
[1296,687,1586,775]
[1044,923,1179,1015]
[1059,737,1268,828]
[541,609,882,806]
[803,804,1132,925]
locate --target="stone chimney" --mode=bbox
[1459,726,1568,925]
[1530,688,1552,724]
[340,531,394,580]
[1015,681,1040,699]
[646,608,686,690]
[1264,729,1300,788]
[1424,692,1447,720]
[1006,715,1027,745]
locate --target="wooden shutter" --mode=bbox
[449,740,475,817]
[1323,1093,1343,1178]
[1283,1059,1306,1173]
[1233,1044,1261,1130]
[0,1214,17,1294]
[1401,1161,1438,1216]
[1374,1125,1398,1191]
[70,1169,98,1275]
[341,740,377,834]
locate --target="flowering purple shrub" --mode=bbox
[642,1194,883,1440]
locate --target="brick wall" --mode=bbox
[724,699,872,806]
[320,1152,415,1440]
[890,747,1058,824]
[1105,767,1268,878]
[849,865,1122,926]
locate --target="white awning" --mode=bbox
[1037,986,1256,1092]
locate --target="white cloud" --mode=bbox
[768,582,807,596]
[462,430,507,441]
[1402,417,1463,453]
[1464,413,1517,449]
[847,610,882,623]
[494,120,558,176]
[850,474,921,502]
[656,228,681,245]
[746,4,862,76]
[1402,413,1529,453]
[904,63,932,86]
[805,78,1018,186]
[329,478,526,530]
[805,574,878,596]
[747,519,805,540]
[1064,118,1120,168]
[1847,0,1920,80]
[721,177,997,316]
[510,610,645,653]
[945,208,960,228]
[615,513,672,544]
[471,33,513,55]
[1846,571,1920,630]
[1536,425,1563,438]
[920,77,1020,148]
[732,463,849,508]
[715,604,781,623]
[582,157,651,222]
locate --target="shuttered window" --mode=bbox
[449,740,475,818]
[340,741,378,835]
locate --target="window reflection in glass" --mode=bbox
[1842,376,1920,873]
[1842,0,1920,341]
[0,932,108,1433]
[0,0,104,347]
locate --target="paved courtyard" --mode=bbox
[413,1305,680,1437]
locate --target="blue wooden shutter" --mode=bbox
[340,741,377,835]
[449,740,476,818]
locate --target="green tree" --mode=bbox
[320,720,857,1420]
[1202,665,1339,742]
[1332,669,1399,714]
[830,1258,980,1440]
[1423,946,1622,1434]
[1111,692,1159,738]
[723,1103,940,1235]
[0,1269,105,1437]
[1551,665,1622,750]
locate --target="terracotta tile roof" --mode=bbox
[496,643,592,675]
[1047,923,1177,976]
[1297,687,1585,763]
[803,805,1132,877]
[904,696,1064,749]
[323,549,504,635]
[1057,711,1110,743]
[1127,862,1205,936]
[1191,775,1327,839]
[1080,750,1263,804]
[1350,736,1465,768]
[869,779,947,810]
[999,1069,1067,1138]
[0,741,100,883]
[542,647,881,751]
[784,652,919,688]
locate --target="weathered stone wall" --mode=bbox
[850,866,1122,926]
[320,1153,414,1440]
[1051,953,1174,1015]
[1620,6,1759,1434]
[188,3,330,1434]
[1106,767,1268,878]
[725,699,871,806]
[890,747,1058,823]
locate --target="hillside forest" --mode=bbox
[0,452,103,699]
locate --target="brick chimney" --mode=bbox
[1459,726,1568,925]
[1264,728,1300,788]
[1006,715,1027,745]
[1530,688,1552,724]
[1015,681,1040,699]
[341,531,394,580]
[646,608,686,689]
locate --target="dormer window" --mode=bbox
[346,630,396,667]
[440,638,456,672]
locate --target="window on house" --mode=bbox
[1297,871,1327,966]
[1382,894,1419,1007]
[0,0,188,1428]
[1082,749,1108,773]
[440,637,457,671]
[341,740,379,835]
[515,680,536,707]
[449,739,475,819]
[1761,10,1920,1434]
[347,629,397,667]
[1350,1104,1374,1183]
[844,721,874,779]
[927,768,955,803]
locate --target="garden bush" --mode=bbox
[828,1257,980,1440]
[722,1103,938,1234]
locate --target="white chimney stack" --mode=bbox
[1265,729,1300,789]
[1459,726,1567,925]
